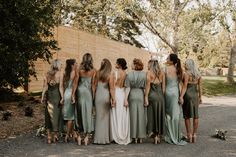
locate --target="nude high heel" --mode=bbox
[192,133,197,143]
[77,136,81,145]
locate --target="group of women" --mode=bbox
[41,53,202,146]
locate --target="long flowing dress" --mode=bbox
[110,72,131,145]
[45,81,61,132]
[94,82,111,144]
[125,71,146,139]
[63,80,75,121]
[147,82,165,136]
[164,76,186,145]
[76,77,94,133]
[182,84,199,119]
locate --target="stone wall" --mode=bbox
[29,26,151,92]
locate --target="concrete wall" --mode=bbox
[29,26,151,92]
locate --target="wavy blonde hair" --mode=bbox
[47,59,61,80]
[185,59,201,80]
[148,59,161,78]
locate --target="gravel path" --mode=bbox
[0,96,236,157]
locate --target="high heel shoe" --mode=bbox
[65,134,69,143]
[154,135,161,144]
[84,136,89,146]
[154,136,158,144]
[53,135,59,143]
[192,134,197,143]
[139,138,143,144]
[187,134,192,143]
[77,136,82,145]
[47,136,52,144]
[134,138,138,144]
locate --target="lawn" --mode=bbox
[202,76,236,96]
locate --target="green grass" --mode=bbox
[202,76,236,96]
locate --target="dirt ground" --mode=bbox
[0,97,44,139]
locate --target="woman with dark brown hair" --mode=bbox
[72,53,96,145]
[93,58,116,144]
[125,58,146,144]
[61,59,77,143]
[110,58,131,145]
[164,53,186,145]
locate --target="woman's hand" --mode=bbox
[71,96,75,104]
[199,97,202,104]
[144,97,149,107]
[179,97,184,105]
[111,99,116,107]
[41,97,44,104]
[60,98,64,105]
[124,99,129,107]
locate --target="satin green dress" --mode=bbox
[147,83,165,136]
[76,77,94,133]
[63,80,75,120]
[94,82,111,144]
[182,84,199,119]
[164,76,186,145]
[125,71,146,139]
[45,82,61,132]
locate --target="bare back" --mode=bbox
[149,70,164,84]
[79,69,96,78]
[47,71,61,85]
[165,65,178,79]
[115,69,126,88]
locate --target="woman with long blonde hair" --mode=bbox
[145,59,165,144]
[41,59,63,144]
[72,53,96,145]
[93,58,116,144]
[179,59,202,143]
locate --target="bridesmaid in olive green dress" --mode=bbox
[93,58,116,144]
[145,59,165,144]
[41,59,63,144]
[125,58,146,144]
[61,59,77,143]
[72,53,96,145]
[179,59,202,143]
[164,54,186,145]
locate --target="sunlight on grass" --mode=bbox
[202,76,236,96]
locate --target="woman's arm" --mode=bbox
[198,77,202,104]
[92,70,98,100]
[109,72,116,107]
[179,73,189,104]
[144,71,151,106]
[161,72,166,94]
[41,75,48,103]
[91,70,97,99]
[72,67,79,103]
[59,72,64,105]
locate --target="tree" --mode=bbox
[62,0,144,48]
[0,0,59,90]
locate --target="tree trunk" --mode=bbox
[227,45,236,83]
[172,0,180,55]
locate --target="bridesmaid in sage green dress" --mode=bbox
[164,54,186,145]
[61,59,77,143]
[125,58,146,144]
[93,58,116,144]
[145,59,165,144]
[179,59,202,143]
[72,53,96,145]
[41,59,63,144]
